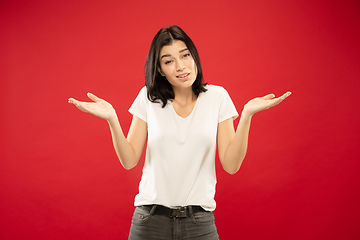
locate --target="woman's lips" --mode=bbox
[176,72,190,80]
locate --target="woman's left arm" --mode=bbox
[217,92,291,174]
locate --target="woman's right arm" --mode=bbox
[68,93,147,170]
[108,114,147,170]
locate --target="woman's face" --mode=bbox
[158,40,197,91]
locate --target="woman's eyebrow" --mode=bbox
[160,54,171,59]
[160,48,189,59]
[179,48,189,53]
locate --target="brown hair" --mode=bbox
[145,25,207,108]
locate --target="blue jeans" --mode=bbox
[128,205,219,240]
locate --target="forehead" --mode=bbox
[159,40,188,57]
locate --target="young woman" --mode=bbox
[68,25,291,240]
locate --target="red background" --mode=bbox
[1,0,360,239]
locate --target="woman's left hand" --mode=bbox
[243,91,292,116]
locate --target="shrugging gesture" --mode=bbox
[67,25,292,239]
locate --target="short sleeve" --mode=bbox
[218,87,239,123]
[128,86,148,122]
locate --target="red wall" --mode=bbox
[1,0,360,239]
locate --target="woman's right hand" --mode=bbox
[68,93,117,121]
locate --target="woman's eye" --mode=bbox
[165,60,172,64]
[183,53,190,58]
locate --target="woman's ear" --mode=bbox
[158,67,165,77]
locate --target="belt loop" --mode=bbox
[188,206,193,217]
[188,206,197,223]
[150,205,157,215]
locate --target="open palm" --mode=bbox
[68,93,116,120]
[244,92,292,116]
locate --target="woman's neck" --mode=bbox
[172,87,197,105]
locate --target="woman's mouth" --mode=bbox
[176,73,190,80]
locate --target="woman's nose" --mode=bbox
[176,61,185,72]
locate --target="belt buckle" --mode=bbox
[171,206,187,218]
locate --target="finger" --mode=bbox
[266,91,291,102]
[269,91,292,106]
[87,92,101,102]
[73,100,87,112]
[263,93,276,100]
[68,98,81,105]
[68,98,90,113]
[279,91,292,100]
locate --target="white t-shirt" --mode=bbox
[128,85,238,211]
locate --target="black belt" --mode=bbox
[142,205,205,218]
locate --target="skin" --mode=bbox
[68,40,291,174]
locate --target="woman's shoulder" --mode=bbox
[133,86,148,99]
[139,86,147,94]
[204,84,228,95]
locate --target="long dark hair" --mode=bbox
[145,25,207,108]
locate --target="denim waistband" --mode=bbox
[142,205,205,218]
